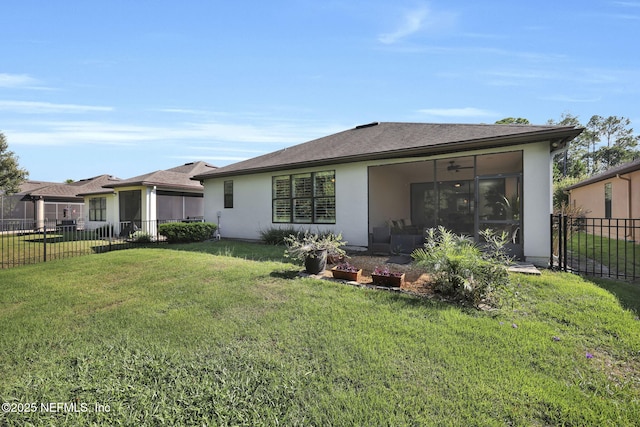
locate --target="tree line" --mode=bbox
[497,114,640,181]
[498,114,639,209]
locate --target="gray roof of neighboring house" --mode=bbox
[17,175,120,201]
[102,161,216,191]
[566,157,640,190]
[192,122,583,180]
[13,162,217,200]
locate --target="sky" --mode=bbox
[1,1,639,182]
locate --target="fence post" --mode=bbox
[556,214,563,271]
[550,213,554,269]
[43,225,47,263]
[562,214,568,272]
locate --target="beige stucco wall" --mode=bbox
[569,169,639,219]
[568,168,639,240]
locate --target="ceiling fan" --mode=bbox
[447,160,473,172]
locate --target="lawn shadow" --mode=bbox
[270,270,302,280]
[590,277,640,315]
[152,239,291,263]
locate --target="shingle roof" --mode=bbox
[566,158,640,190]
[18,175,120,200]
[104,161,216,191]
[192,122,583,180]
[15,162,217,200]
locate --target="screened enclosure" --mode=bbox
[369,151,523,256]
[156,191,204,221]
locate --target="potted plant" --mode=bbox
[331,261,362,281]
[371,266,405,287]
[284,231,347,274]
[327,251,346,265]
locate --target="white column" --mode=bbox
[35,197,45,230]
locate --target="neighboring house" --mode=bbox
[1,175,118,229]
[193,122,582,266]
[80,161,216,235]
[566,158,640,241]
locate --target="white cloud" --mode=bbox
[7,121,151,147]
[378,7,429,44]
[539,95,601,103]
[0,100,113,114]
[5,118,343,150]
[378,5,457,45]
[613,1,640,7]
[184,145,266,154]
[170,155,251,162]
[156,107,218,116]
[417,107,498,118]
[0,73,41,88]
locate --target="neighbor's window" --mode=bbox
[272,170,335,223]
[224,180,233,208]
[89,197,106,221]
[604,182,612,218]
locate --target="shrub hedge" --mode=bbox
[259,226,303,245]
[159,222,217,243]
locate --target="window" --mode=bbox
[272,170,335,223]
[89,197,106,221]
[224,180,233,208]
[604,182,612,218]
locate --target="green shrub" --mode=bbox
[131,231,153,243]
[159,222,217,244]
[259,226,302,245]
[411,226,511,307]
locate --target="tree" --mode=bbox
[0,131,29,195]
[547,113,588,180]
[548,113,640,178]
[586,115,639,172]
[495,117,530,125]
[587,115,634,147]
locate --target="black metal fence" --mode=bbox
[0,219,187,269]
[551,214,640,281]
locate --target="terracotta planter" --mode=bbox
[331,267,362,282]
[371,273,405,287]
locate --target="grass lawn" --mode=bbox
[569,231,640,280]
[0,231,128,268]
[1,242,639,426]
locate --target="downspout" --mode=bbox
[616,174,633,241]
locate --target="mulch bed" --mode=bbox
[320,252,435,296]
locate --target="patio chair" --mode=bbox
[369,225,391,254]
